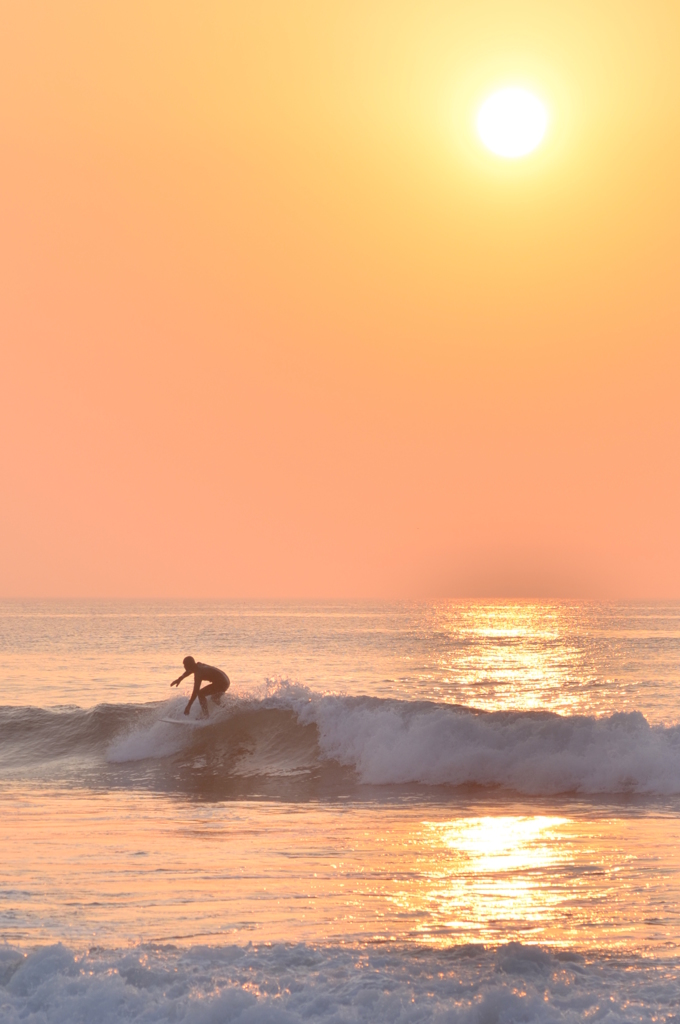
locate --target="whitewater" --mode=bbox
[1,599,680,1022]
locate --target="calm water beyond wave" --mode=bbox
[1,599,679,1022]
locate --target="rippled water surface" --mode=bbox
[1,600,679,1021]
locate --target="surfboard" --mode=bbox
[160,716,205,726]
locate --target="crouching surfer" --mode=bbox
[171,656,230,717]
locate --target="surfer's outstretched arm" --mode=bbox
[170,669,191,687]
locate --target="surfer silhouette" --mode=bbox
[171,656,230,717]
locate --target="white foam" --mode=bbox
[1,941,678,1023]
[101,682,680,794]
[107,700,197,762]
[266,683,680,795]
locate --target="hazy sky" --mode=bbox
[2,1,679,598]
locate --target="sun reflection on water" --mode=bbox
[376,811,680,952]
[436,814,569,872]
[394,815,573,946]
[428,602,603,715]
[3,790,680,953]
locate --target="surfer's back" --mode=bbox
[195,662,230,689]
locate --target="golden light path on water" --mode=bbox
[426,603,627,716]
[2,789,679,953]
[411,817,582,943]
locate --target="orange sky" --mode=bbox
[1,1,679,598]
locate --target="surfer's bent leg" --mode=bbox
[197,681,227,713]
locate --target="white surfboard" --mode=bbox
[160,716,205,726]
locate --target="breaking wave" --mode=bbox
[1,682,680,797]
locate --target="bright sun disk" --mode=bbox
[477,88,548,159]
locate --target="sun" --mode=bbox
[476,88,548,159]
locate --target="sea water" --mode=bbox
[1,600,679,1022]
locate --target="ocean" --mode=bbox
[1,599,679,1022]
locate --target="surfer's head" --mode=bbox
[183,655,196,671]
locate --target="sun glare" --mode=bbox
[477,88,548,159]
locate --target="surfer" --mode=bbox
[170,656,230,717]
